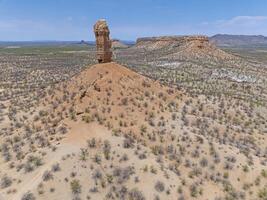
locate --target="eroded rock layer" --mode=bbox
[94,19,112,63]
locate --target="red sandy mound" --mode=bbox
[43,62,184,140]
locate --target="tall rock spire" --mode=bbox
[94,19,112,63]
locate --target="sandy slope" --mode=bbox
[1,63,266,200]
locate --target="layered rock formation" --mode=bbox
[130,35,237,62]
[135,35,209,50]
[112,39,128,49]
[94,19,112,63]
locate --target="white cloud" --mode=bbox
[217,16,267,27]
[111,16,267,39]
[201,16,267,35]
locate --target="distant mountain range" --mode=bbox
[0,41,91,47]
[0,40,135,47]
[210,34,267,47]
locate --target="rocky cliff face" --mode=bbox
[135,36,209,50]
[132,35,236,62]
[112,39,128,49]
[136,35,209,43]
[94,19,112,63]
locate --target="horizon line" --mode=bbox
[0,33,267,43]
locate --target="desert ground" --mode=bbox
[0,39,267,200]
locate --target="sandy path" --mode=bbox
[10,143,80,200]
[8,121,108,200]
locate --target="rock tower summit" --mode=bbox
[94,19,112,63]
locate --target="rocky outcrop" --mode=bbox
[112,39,128,49]
[94,19,112,63]
[122,35,239,64]
[136,35,209,43]
[135,35,209,50]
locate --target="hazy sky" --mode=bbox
[0,0,267,41]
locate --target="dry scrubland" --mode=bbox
[0,41,267,200]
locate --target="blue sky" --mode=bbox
[0,0,266,41]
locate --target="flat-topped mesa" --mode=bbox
[94,19,112,63]
[136,35,209,44]
[184,35,209,42]
[134,35,212,51]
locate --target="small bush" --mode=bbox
[21,192,35,200]
[258,187,267,199]
[154,181,165,192]
[1,175,12,189]
[51,163,61,172]
[128,188,145,200]
[42,170,53,181]
[123,138,134,149]
[70,179,81,194]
